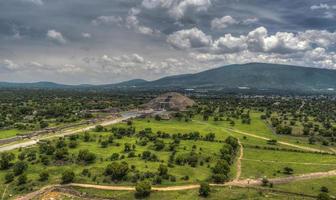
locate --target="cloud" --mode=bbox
[21,0,43,6]
[46,30,66,44]
[167,27,212,49]
[142,0,211,20]
[211,16,237,30]
[0,59,20,72]
[81,32,91,38]
[310,3,336,10]
[92,16,123,26]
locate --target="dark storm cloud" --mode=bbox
[0,0,335,84]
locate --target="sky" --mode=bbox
[0,0,335,84]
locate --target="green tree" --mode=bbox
[39,171,49,181]
[199,182,210,197]
[158,164,168,176]
[61,170,75,184]
[104,162,129,181]
[135,181,151,198]
[0,152,15,170]
[17,174,27,185]
[13,161,28,176]
[4,173,14,183]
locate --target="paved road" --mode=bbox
[0,112,140,152]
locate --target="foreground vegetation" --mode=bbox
[0,90,335,199]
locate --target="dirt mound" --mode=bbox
[144,92,195,111]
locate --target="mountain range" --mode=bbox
[2,63,336,93]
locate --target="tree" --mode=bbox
[13,161,28,176]
[317,193,331,200]
[199,182,210,197]
[62,170,75,184]
[94,125,105,132]
[104,162,129,181]
[204,133,215,141]
[283,167,294,175]
[77,150,96,164]
[0,152,15,170]
[39,171,49,181]
[158,164,168,176]
[135,181,151,198]
[40,121,49,129]
[124,143,132,152]
[17,174,27,185]
[321,186,329,193]
[4,173,14,183]
[83,132,90,142]
[154,140,165,151]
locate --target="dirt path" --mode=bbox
[234,139,243,181]
[227,128,327,153]
[16,169,336,200]
[242,158,336,166]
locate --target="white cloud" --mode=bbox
[212,34,247,53]
[81,33,91,38]
[21,0,43,6]
[167,27,212,49]
[0,59,20,72]
[211,16,237,29]
[310,3,332,10]
[92,16,123,26]
[46,30,66,44]
[142,0,211,20]
[242,17,259,25]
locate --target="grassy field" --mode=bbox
[0,112,335,199]
[274,176,336,196]
[66,186,313,200]
[0,129,26,139]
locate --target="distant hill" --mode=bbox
[141,63,336,92]
[2,63,336,93]
[0,81,72,89]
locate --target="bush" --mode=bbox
[321,186,329,193]
[199,182,210,197]
[4,173,14,183]
[135,181,151,198]
[94,125,105,132]
[104,162,129,181]
[13,161,28,176]
[61,170,75,184]
[17,174,27,185]
[158,164,168,176]
[39,171,49,181]
[0,152,15,170]
[317,192,331,200]
[77,150,96,164]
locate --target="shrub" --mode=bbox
[199,182,210,197]
[77,150,96,164]
[39,171,49,181]
[4,173,14,183]
[61,170,75,184]
[17,174,27,185]
[104,162,129,181]
[13,161,28,176]
[135,181,151,198]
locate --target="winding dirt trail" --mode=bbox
[16,169,336,199]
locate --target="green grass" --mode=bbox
[1,113,335,199]
[71,186,311,200]
[275,176,336,196]
[0,129,26,139]
[241,147,336,179]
